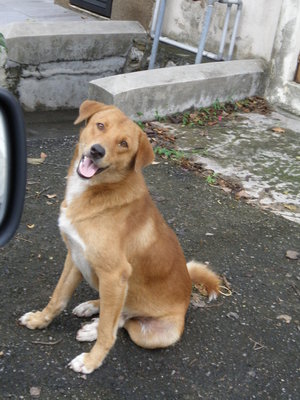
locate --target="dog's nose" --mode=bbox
[90,144,106,159]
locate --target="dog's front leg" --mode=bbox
[20,252,82,329]
[69,264,131,374]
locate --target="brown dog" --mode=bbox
[20,100,220,374]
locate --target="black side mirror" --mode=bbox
[0,89,26,246]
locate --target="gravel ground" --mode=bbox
[0,114,299,399]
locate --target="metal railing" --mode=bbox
[149,0,243,69]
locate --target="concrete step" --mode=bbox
[0,21,146,110]
[2,21,145,64]
[89,59,266,120]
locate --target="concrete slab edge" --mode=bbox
[88,59,267,120]
[1,21,146,64]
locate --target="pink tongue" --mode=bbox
[78,157,99,178]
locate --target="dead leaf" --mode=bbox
[235,189,250,200]
[189,113,198,120]
[284,204,297,212]
[221,186,232,194]
[46,194,57,199]
[226,311,239,320]
[191,293,206,308]
[207,121,218,126]
[0,351,3,357]
[286,250,299,260]
[276,314,292,324]
[26,224,35,229]
[271,126,285,133]
[30,387,41,397]
[27,157,45,165]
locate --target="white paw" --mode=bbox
[76,318,98,342]
[68,353,93,374]
[208,291,218,302]
[19,312,34,326]
[72,301,99,317]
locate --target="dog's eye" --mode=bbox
[96,122,105,130]
[119,140,128,148]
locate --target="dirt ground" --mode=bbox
[0,112,299,399]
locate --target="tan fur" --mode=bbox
[187,261,220,294]
[20,101,220,374]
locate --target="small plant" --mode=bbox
[135,120,145,130]
[0,33,7,50]
[154,110,166,122]
[212,98,223,112]
[206,172,218,185]
[154,146,184,160]
[182,113,190,126]
[135,112,145,130]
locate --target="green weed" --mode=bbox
[154,110,166,122]
[135,120,145,130]
[154,146,184,160]
[0,33,7,50]
[206,172,218,185]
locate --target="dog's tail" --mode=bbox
[187,260,220,301]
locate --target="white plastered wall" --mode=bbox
[161,0,282,61]
[265,0,300,114]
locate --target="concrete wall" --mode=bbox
[161,0,282,61]
[56,0,155,30]
[264,0,300,114]
[111,0,155,30]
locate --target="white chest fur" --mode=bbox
[65,162,90,205]
[58,167,96,289]
[59,209,96,289]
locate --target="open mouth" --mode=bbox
[77,156,108,179]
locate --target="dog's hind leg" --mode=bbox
[124,315,184,349]
[73,299,99,317]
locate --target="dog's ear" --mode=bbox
[135,131,155,171]
[74,100,110,125]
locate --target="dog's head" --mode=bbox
[73,100,154,183]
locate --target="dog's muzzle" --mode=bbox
[77,144,108,179]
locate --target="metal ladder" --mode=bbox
[149,0,243,69]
